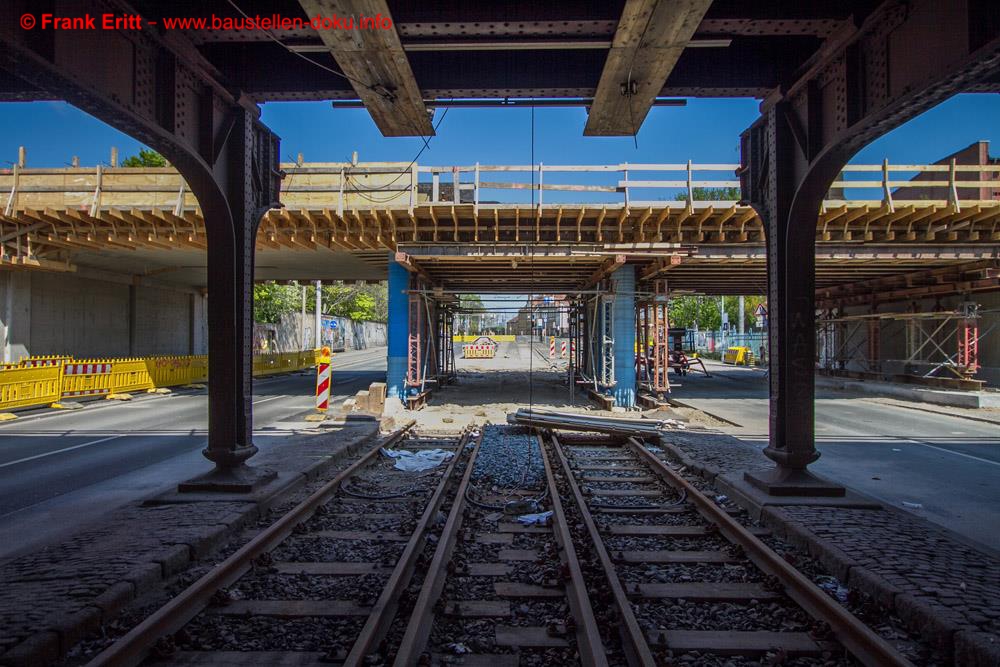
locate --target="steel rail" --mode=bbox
[627,438,914,667]
[536,434,611,667]
[86,421,416,667]
[343,428,476,665]
[547,433,657,667]
[391,431,482,666]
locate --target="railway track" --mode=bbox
[84,423,916,667]
[543,432,914,667]
[86,424,476,667]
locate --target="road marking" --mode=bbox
[0,435,124,469]
[252,395,285,405]
[906,440,1000,467]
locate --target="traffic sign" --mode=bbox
[754,303,768,318]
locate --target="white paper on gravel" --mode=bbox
[516,510,554,525]
[381,448,454,472]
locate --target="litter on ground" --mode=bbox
[381,448,454,472]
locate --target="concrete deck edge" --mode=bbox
[817,375,1000,409]
[655,438,999,666]
[0,421,379,667]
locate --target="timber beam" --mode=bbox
[585,0,713,135]
[297,0,433,137]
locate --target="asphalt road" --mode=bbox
[0,347,386,561]
[669,360,1000,552]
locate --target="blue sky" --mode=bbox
[1,94,997,173]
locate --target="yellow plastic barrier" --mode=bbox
[60,361,116,397]
[722,346,753,366]
[462,344,497,359]
[0,365,62,409]
[0,349,321,413]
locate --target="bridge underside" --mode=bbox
[3,186,998,297]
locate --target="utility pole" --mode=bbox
[300,283,307,350]
[314,280,322,349]
[738,295,745,338]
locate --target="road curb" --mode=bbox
[0,421,379,667]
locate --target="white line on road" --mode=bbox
[905,440,1000,467]
[252,395,286,405]
[0,435,124,469]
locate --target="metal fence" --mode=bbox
[691,331,769,359]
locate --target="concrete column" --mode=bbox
[611,265,636,407]
[1,273,31,363]
[128,283,138,356]
[192,291,208,355]
[387,254,410,400]
[313,281,322,349]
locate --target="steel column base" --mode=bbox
[178,456,276,493]
[743,467,845,497]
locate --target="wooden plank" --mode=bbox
[495,626,569,648]
[467,563,512,577]
[271,561,379,576]
[581,475,655,483]
[498,549,538,561]
[632,582,782,601]
[444,600,511,617]
[296,0,432,137]
[576,464,645,472]
[306,530,410,541]
[430,656,517,667]
[157,651,329,666]
[605,524,709,536]
[586,488,661,497]
[585,0,713,136]
[497,522,550,533]
[593,506,689,515]
[647,630,825,657]
[210,600,369,617]
[494,582,564,598]
[617,550,737,563]
[476,533,514,545]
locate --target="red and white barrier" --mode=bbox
[315,347,331,412]
[549,337,555,358]
[61,362,113,397]
[63,363,112,375]
[560,341,567,358]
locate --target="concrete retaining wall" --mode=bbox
[255,311,387,353]
[0,272,207,362]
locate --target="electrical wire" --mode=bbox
[224,0,388,98]
[337,105,452,204]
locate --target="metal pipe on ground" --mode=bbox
[508,408,674,437]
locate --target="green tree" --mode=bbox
[458,294,486,333]
[321,282,388,322]
[253,282,299,323]
[120,148,167,167]
[674,186,741,202]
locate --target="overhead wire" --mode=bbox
[224,0,389,98]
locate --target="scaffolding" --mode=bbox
[435,304,456,381]
[406,282,423,389]
[636,280,670,397]
[816,303,993,388]
[599,293,616,388]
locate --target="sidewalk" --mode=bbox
[654,427,1000,666]
[0,416,379,667]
